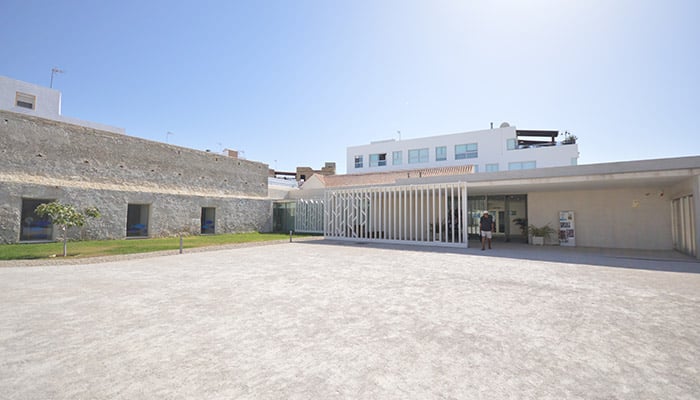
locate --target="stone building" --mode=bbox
[0,108,271,244]
[296,162,336,182]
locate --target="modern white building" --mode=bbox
[346,124,579,174]
[0,76,124,134]
[285,155,699,258]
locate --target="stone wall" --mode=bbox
[1,110,267,196]
[0,110,272,243]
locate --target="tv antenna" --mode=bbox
[166,131,174,143]
[50,67,64,88]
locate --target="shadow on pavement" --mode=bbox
[299,238,700,274]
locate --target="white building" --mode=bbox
[0,76,124,134]
[346,123,579,174]
[289,156,699,258]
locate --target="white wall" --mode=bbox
[0,76,62,119]
[528,187,672,249]
[0,76,125,134]
[669,175,700,257]
[347,126,578,174]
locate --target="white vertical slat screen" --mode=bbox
[324,182,467,247]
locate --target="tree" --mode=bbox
[34,201,101,257]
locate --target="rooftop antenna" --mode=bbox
[166,131,174,143]
[50,67,64,88]
[397,130,401,141]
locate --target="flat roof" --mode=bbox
[411,156,700,194]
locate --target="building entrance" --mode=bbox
[467,195,528,242]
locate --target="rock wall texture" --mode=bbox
[0,110,272,243]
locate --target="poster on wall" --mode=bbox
[559,210,575,246]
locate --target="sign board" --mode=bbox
[559,210,575,246]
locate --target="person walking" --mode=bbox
[480,210,495,250]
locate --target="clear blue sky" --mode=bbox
[2,0,699,173]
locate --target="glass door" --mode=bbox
[468,194,527,242]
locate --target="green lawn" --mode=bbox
[0,232,304,260]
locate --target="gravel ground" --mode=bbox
[0,240,698,399]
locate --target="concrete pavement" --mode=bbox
[1,240,699,399]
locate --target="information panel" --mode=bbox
[559,210,575,246]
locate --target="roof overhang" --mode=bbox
[403,156,700,195]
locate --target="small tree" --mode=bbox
[35,201,101,257]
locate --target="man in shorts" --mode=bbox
[480,210,495,250]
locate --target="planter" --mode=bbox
[528,223,555,246]
[531,236,544,246]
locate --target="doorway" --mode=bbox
[467,195,528,242]
[126,204,149,237]
[20,198,54,241]
[201,207,215,234]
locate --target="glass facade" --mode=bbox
[467,194,528,242]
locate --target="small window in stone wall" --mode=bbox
[126,204,150,237]
[15,92,36,110]
[201,207,215,234]
[20,198,54,241]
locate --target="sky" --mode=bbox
[2,0,699,174]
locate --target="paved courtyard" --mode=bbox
[1,240,699,399]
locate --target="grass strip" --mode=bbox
[0,232,305,260]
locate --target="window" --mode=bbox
[455,143,478,159]
[485,163,499,172]
[507,138,517,150]
[473,165,479,173]
[435,146,447,161]
[15,92,36,110]
[126,204,150,237]
[571,157,578,166]
[201,207,215,234]
[354,155,363,168]
[392,151,402,165]
[408,148,429,164]
[20,198,54,241]
[369,153,387,167]
[508,161,536,170]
